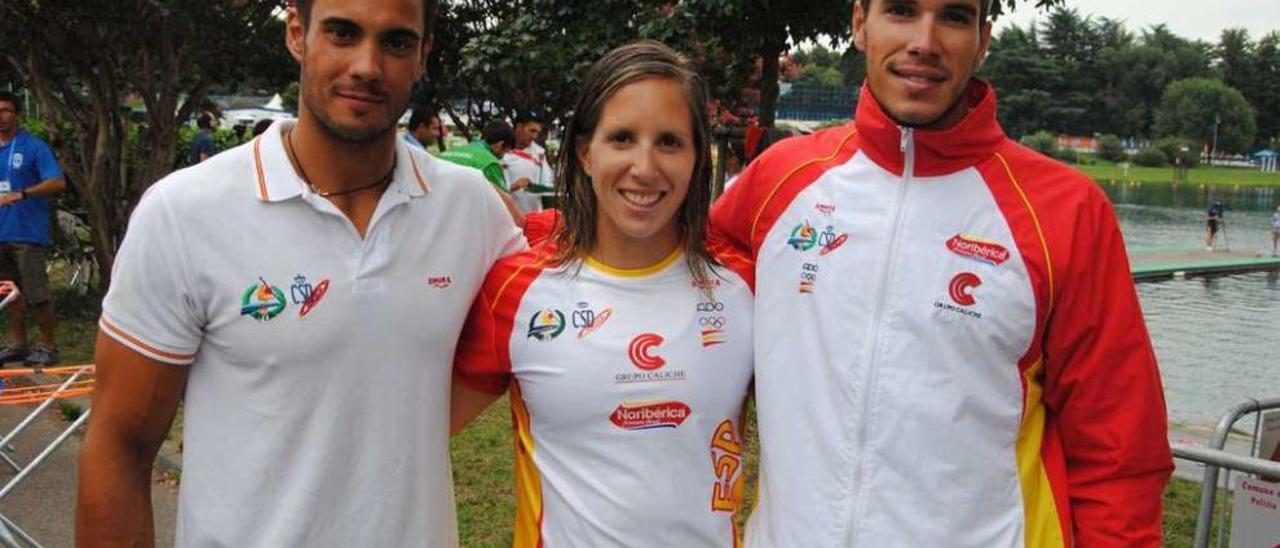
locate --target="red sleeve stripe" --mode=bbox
[99,317,196,364]
[749,128,859,245]
[252,136,270,201]
[408,151,431,193]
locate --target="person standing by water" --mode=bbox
[1206,200,1226,250]
[1270,205,1280,256]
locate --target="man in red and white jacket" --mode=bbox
[710,0,1173,546]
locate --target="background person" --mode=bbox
[404,108,441,152]
[1205,200,1226,250]
[188,111,217,165]
[503,110,554,212]
[439,119,526,226]
[451,40,754,547]
[0,90,67,367]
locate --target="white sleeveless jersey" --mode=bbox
[456,247,754,547]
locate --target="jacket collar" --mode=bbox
[252,121,430,203]
[854,78,1005,178]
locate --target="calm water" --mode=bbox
[1099,182,1280,426]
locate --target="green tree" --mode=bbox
[0,0,288,287]
[1154,78,1256,154]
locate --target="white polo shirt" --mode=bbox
[503,142,553,213]
[100,121,523,547]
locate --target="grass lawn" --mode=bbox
[29,269,1216,547]
[1073,157,1280,187]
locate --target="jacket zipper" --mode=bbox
[846,126,914,545]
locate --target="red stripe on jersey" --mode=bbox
[454,246,554,394]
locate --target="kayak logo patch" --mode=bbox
[241,277,287,321]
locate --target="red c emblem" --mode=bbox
[628,333,666,371]
[948,272,981,307]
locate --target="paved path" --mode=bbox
[0,393,178,547]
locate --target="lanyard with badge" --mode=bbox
[0,134,17,194]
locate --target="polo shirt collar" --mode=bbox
[252,121,431,203]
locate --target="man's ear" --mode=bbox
[852,2,868,53]
[285,8,307,64]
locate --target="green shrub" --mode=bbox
[1052,148,1080,164]
[1019,131,1056,155]
[58,401,83,422]
[1098,134,1125,162]
[1133,148,1167,167]
[1157,137,1202,168]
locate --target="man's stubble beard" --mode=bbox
[299,66,407,145]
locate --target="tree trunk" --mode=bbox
[758,38,785,128]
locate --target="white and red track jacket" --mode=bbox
[710,80,1173,548]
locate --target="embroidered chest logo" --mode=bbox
[788,210,850,294]
[787,221,819,251]
[697,300,726,347]
[527,308,567,341]
[615,333,686,384]
[934,272,983,319]
[289,275,331,318]
[946,234,1010,266]
[572,302,613,340]
[427,276,453,289]
[10,153,22,169]
[241,277,287,321]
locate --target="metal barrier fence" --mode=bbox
[1171,397,1280,548]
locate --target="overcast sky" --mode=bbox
[995,0,1279,43]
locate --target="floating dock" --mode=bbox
[1131,246,1280,281]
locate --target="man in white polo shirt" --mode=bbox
[503,111,554,213]
[76,0,521,546]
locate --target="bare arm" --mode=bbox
[77,333,188,548]
[0,177,65,206]
[494,186,526,228]
[450,376,503,436]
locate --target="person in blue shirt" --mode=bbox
[0,91,67,367]
[403,108,441,153]
[188,112,217,165]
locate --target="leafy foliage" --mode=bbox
[1154,78,1256,154]
[1133,148,1168,167]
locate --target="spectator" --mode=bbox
[404,109,442,152]
[503,111,554,212]
[189,111,217,164]
[439,120,525,226]
[0,90,67,367]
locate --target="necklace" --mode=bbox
[286,129,395,197]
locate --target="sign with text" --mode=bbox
[1230,477,1280,548]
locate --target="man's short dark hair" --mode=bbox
[294,0,438,38]
[859,0,992,20]
[197,112,215,130]
[0,91,20,114]
[514,110,544,127]
[481,120,516,150]
[408,109,437,131]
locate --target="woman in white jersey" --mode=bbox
[451,40,754,547]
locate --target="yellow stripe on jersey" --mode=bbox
[511,381,545,548]
[1015,359,1066,548]
[994,152,1056,319]
[584,247,683,278]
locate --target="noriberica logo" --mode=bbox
[946,234,1010,266]
[610,401,691,431]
